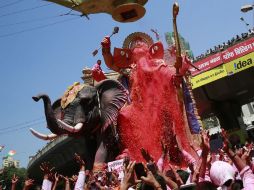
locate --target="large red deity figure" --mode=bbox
[29,3,201,171]
[100,31,199,163]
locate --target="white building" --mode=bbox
[2,156,19,168]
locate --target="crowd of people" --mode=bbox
[193,29,254,62]
[2,28,254,190]
[1,129,254,190]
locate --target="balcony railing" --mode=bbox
[27,136,68,169]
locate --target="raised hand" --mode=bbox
[241,148,251,165]
[52,173,61,190]
[201,130,210,153]
[140,148,154,163]
[161,141,168,157]
[74,153,85,171]
[60,175,70,190]
[40,162,54,174]
[218,149,225,161]
[60,175,69,182]
[191,161,201,184]
[74,153,85,166]
[167,163,183,186]
[12,174,19,184]
[69,175,78,184]
[54,173,60,183]
[40,162,55,181]
[123,156,130,168]
[23,178,34,190]
[121,161,138,190]
[173,134,183,152]
[221,129,230,152]
[101,36,111,49]
[140,164,161,189]
[11,174,19,190]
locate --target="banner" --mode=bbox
[107,159,124,180]
[190,53,223,76]
[225,52,254,75]
[182,81,201,134]
[191,65,227,89]
[191,37,254,76]
[222,37,254,63]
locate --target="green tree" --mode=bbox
[0,166,27,190]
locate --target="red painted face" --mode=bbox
[133,40,148,49]
[129,37,149,50]
[130,39,149,62]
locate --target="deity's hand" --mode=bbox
[173,74,183,87]
[173,2,179,18]
[101,36,111,49]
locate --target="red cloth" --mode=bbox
[112,42,164,70]
[118,44,193,163]
[92,62,106,82]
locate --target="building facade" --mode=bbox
[2,156,20,168]
[190,34,254,142]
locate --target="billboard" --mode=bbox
[191,37,254,76]
[222,37,254,63]
[191,64,227,89]
[190,53,222,76]
[225,52,254,75]
[190,52,254,89]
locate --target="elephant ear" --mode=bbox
[96,79,128,131]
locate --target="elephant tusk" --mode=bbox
[29,128,58,141]
[57,119,83,133]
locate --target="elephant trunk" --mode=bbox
[32,94,66,135]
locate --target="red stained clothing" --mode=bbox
[92,63,106,82]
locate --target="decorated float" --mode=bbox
[30,2,202,171]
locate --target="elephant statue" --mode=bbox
[30,79,128,170]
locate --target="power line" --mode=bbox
[0,121,46,135]
[0,14,67,28]
[0,3,52,19]
[0,120,46,133]
[0,117,44,131]
[0,0,25,9]
[0,17,81,38]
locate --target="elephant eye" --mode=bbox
[81,97,90,103]
[81,96,95,105]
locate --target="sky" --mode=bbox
[0,0,253,168]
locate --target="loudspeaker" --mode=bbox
[112,1,147,23]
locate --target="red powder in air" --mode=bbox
[118,48,193,163]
